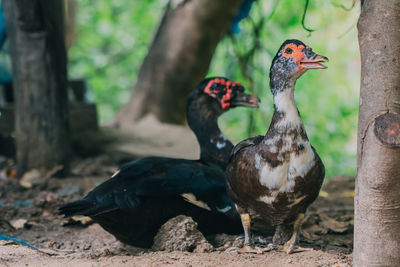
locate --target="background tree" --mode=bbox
[114,0,243,125]
[354,0,400,265]
[4,0,70,176]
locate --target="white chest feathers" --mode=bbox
[255,140,315,193]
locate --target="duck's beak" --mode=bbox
[230,92,260,108]
[301,53,329,69]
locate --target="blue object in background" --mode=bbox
[0,0,12,85]
[231,0,255,34]
[0,2,6,48]
[0,234,40,250]
[0,201,33,208]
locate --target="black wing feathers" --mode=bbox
[136,161,226,197]
[59,156,228,217]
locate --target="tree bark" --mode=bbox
[114,0,243,125]
[355,0,400,266]
[64,0,77,50]
[4,0,70,176]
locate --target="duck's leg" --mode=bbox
[240,213,252,249]
[281,213,311,254]
[236,207,270,254]
[236,205,256,253]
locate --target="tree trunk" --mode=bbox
[354,0,400,266]
[64,0,77,50]
[4,0,70,176]
[114,0,243,125]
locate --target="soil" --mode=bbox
[0,116,354,266]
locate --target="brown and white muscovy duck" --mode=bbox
[226,40,328,254]
[59,77,259,248]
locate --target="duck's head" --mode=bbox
[270,39,328,93]
[187,77,260,119]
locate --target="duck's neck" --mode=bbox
[270,81,304,131]
[188,111,233,170]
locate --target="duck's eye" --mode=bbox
[285,48,293,54]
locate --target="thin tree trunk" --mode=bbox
[354,0,400,265]
[114,0,243,125]
[4,0,70,176]
[64,0,77,50]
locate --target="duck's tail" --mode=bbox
[58,199,94,217]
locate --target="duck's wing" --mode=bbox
[134,160,239,216]
[135,161,226,197]
[230,135,264,161]
[59,157,229,217]
[58,156,189,217]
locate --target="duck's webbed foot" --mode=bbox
[238,245,271,254]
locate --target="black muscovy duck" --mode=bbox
[59,77,259,248]
[226,40,328,254]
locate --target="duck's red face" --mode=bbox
[281,43,328,71]
[204,78,259,110]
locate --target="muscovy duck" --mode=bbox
[226,40,328,254]
[59,77,260,248]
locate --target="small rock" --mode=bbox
[19,166,64,189]
[19,169,42,189]
[193,242,214,253]
[10,218,28,230]
[152,215,213,252]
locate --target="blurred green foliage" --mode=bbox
[69,0,165,122]
[69,0,360,178]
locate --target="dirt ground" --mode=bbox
[0,117,354,266]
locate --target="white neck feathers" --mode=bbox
[273,89,302,128]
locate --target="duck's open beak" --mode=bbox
[301,54,329,69]
[231,93,260,108]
